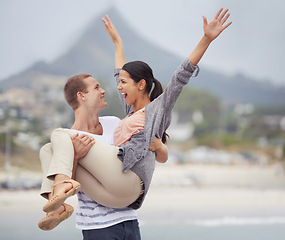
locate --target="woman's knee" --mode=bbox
[39,143,52,164]
[40,143,52,156]
[51,128,76,140]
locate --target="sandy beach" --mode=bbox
[1,163,285,239]
[1,163,285,215]
[139,163,285,222]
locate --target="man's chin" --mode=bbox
[96,103,108,111]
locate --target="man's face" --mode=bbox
[83,77,108,111]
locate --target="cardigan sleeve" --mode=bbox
[147,59,199,137]
[161,59,199,117]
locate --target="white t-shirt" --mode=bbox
[74,116,138,230]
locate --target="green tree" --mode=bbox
[174,87,220,136]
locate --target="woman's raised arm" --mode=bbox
[188,8,232,66]
[102,15,126,68]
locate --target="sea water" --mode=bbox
[1,216,285,240]
[141,218,285,240]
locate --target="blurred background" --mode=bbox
[1,0,285,239]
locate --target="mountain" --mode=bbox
[1,7,285,106]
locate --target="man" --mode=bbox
[38,73,168,239]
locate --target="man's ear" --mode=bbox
[77,91,85,101]
[138,79,147,91]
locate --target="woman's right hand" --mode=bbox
[149,137,169,163]
[102,14,126,68]
[102,14,122,44]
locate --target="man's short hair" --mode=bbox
[64,73,91,110]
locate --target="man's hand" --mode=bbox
[71,133,95,179]
[71,133,95,161]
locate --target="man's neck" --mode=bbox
[71,109,103,135]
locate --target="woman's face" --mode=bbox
[118,70,141,106]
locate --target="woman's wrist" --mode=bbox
[114,38,123,45]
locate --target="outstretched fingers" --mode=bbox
[101,14,122,44]
[218,8,228,22]
[102,14,115,30]
[214,8,223,20]
[221,12,230,25]
[221,13,232,30]
[215,8,232,30]
[223,19,232,30]
[105,14,112,24]
[220,9,232,29]
[101,15,109,29]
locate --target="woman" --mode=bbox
[42,7,232,214]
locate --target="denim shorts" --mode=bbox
[82,219,141,240]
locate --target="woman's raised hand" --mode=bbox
[187,8,232,66]
[102,14,122,44]
[202,8,232,42]
[102,14,126,68]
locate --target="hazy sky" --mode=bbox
[1,0,284,85]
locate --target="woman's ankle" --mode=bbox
[52,175,72,196]
[54,174,70,183]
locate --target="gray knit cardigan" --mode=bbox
[114,58,199,209]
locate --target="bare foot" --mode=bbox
[52,181,74,198]
[51,174,74,199]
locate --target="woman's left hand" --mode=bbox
[149,137,163,152]
[203,8,232,42]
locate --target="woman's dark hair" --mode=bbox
[122,61,169,143]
